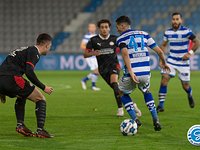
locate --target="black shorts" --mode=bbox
[0,75,35,98]
[99,64,120,86]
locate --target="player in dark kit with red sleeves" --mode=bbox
[0,33,54,138]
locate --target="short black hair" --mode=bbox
[172,12,182,18]
[116,16,131,25]
[36,33,52,45]
[97,19,111,28]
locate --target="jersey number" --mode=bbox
[9,47,28,57]
[128,35,144,51]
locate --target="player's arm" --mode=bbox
[160,31,169,53]
[25,64,53,94]
[25,65,44,89]
[147,33,169,72]
[25,49,46,91]
[83,39,100,58]
[153,46,170,72]
[182,36,200,60]
[120,43,139,83]
[80,40,87,51]
[80,39,92,58]
[160,40,168,53]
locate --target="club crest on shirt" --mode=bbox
[178,34,182,39]
[109,41,114,46]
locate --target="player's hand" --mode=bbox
[131,73,139,84]
[182,53,191,61]
[92,50,100,56]
[159,61,170,73]
[44,86,53,95]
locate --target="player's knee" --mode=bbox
[37,95,46,101]
[182,81,190,89]
[28,89,46,102]
[161,76,169,85]
[111,82,120,93]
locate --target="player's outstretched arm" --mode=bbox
[153,46,170,72]
[182,38,200,60]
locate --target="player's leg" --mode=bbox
[15,97,35,136]
[81,72,93,90]
[157,74,171,112]
[81,58,93,90]
[6,76,36,136]
[27,87,53,138]
[82,57,100,91]
[138,76,161,131]
[118,76,141,127]
[91,68,100,91]
[157,65,175,112]
[144,91,161,131]
[15,97,26,124]
[181,81,194,108]
[110,73,123,116]
[178,68,194,108]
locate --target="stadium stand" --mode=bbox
[0,0,200,53]
[0,0,90,52]
[56,0,123,53]
[57,0,200,53]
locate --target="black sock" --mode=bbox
[111,82,123,108]
[35,100,46,129]
[15,98,26,124]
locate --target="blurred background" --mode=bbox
[0,0,200,70]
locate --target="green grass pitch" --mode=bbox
[0,70,199,150]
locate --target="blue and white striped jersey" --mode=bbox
[164,25,195,67]
[82,33,96,44]
[116,29,157,76]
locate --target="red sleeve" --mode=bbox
[188,40,194,51]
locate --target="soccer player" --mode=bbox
[157,12,200,112]
[115,16,170,131]
[0,33,54,138]
[80,23,100,91]
[83,19,123,116]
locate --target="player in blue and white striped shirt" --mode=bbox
[157,12,200,112]
[80,23,100,91]
[116,16,170,131]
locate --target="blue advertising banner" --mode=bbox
[0,53,200,70]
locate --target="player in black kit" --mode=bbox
[0,33,53,138]
[84,19,124,116]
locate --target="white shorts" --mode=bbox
[119,75,151,94]
[161,63,190,82]
[85,56,98,71]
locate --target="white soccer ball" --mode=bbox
[120,119,138,136]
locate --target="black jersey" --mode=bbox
[86,35,120,72]
[0,46,45,90]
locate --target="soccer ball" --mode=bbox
[120,119,138,136]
